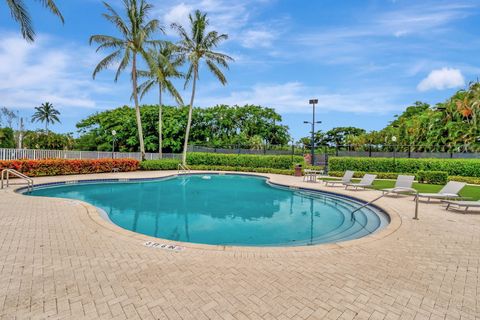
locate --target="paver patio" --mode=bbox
[0,171,479,319]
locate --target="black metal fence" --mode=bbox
[189,143,480,159]
[333,144,480,159]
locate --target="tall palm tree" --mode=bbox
[138,43,184,158]
[90,0,162,160]
[171,10,233,165]
[31,102,60,133]
[6,0,64,42]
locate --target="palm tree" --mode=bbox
[171,10,233,165]
[31,102,60,133]
[6,0,64,42]
[90,0,162,160]
[138,43,184,158]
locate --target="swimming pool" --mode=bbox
[27,174,389,246]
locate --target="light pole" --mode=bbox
[304,99,320,166]
[112,130,117,159]
[391,135,397,169]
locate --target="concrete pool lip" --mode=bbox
[17,171,402,252]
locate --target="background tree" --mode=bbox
[0,107,17,128]
[325,127,366,147]
[171,10,233,165]
[75,104,290,152]
[138,43,184,158]
[90,0,162,160]
[23,130,74,150]
[31,102,60,133]
[0,127,15,148]
[5,0,64,42]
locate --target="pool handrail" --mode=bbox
[1,168,34,191]
[351,187,419,220]
[177,163,191,175]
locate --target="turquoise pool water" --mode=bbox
[27,175,389,246]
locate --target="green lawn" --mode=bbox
[322,178,480,200]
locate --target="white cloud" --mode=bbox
[196,82,404,114]
[0,33,128,113]
[378,2,475,37]
[163,3,193,27]
[240,29,277,48]
[0,33,112,111]
[417,68,465,91]
[291,2,477,66]
[156,0,280,45]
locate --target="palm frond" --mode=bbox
[115,49,131,81]
[206,60,227,85]
[36,0,64,23]
[164,79,184,105]
[137,79,155,100]
[92,49,123,79]
[102,1,130,36]
[183,64,195,89]
[6,0,34,42]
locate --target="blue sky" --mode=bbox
[0,0,479,140]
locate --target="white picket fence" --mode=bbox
[0,148,181,161]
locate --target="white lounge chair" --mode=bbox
[345,174,377,190]
[382,175,415,195]
[415,181,466,202]
[443,200,480,212]
[324,170,354,187]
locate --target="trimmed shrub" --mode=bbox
[0,158,139,177]
[416,170,448,185]
[185,152,303,169]
[448,176,480,185]
[140,159,180,170]
[329,157,480,177]
[188,165,294,175]
[328,171,407,180]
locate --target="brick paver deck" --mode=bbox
[0,171,479,319]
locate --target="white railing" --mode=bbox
[1,169,34,191]
[0,148,181,161]
[177,163,191,175]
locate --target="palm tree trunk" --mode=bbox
[159,83,163,159]
[182,67,197,165]
[132,53,146,160]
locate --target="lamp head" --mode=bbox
[309,99,318,104]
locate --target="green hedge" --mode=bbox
[328,171,407,180]
[448,176,480,185]
[140,159,180,170]
[329,157,480,177]
[189,165,294,175]
[139,159,294,175]
[140,153,302,173]
[417,170,448,184]
[186,153,303,169]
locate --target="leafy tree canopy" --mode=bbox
[0,127,15,148]
[75,104,290,152]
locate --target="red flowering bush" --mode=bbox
[0,158,139,177]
